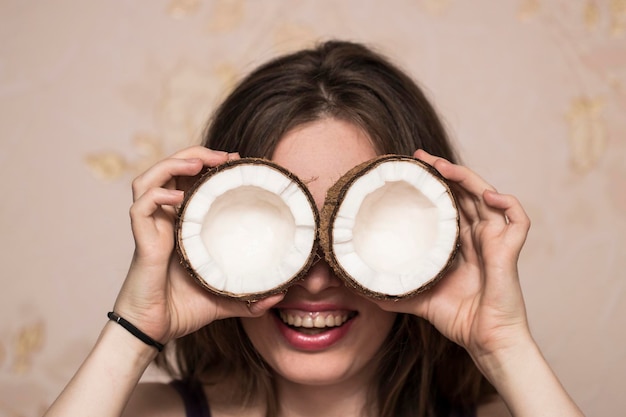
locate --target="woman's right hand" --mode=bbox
[112,146,284,347]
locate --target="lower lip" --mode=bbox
[273,313,355,351]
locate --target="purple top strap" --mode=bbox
[170,379,212,417]
[169,378,475,417]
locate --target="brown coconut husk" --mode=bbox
[175,157,320,301]
[319,154,460,300]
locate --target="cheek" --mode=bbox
[366,311,397,347]
[353,305,398,357]
[240,315,278,354]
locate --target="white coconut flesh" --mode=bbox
[330,158,459,297]
[178,160,317,298]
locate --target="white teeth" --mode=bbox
[279,311,352,328]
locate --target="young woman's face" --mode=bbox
[240,118,397,388]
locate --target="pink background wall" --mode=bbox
[1,1,625,415]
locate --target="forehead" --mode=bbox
[271,118,378,208]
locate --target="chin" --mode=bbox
[271,349,378,386]
[240,308,394,388]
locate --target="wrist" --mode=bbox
[43,322,158,416]
[107,311,165,352]
[469,330,538,387]
[470,333,585,416]
[102,320,161,366]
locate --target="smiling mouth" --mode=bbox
[274,309,358,335]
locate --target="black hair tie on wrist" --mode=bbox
[107,311,165,352]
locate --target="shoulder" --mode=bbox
[476,395,512,417]
[122,382,186,417]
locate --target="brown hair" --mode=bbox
[159,40,494,416]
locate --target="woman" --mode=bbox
[44,40,585,417]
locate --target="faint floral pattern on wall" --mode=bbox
[0,319,48,416]
[86,3,319,183]
[608,163,626,212]
[12,321,45,375]
[518,0,541,20]
[167,0,200,19]
[85,133,164,181]
[2,1,626,416]
[272,23,318,54]
[86,61,238,181]
[418,0,452,15]
[608,0,626,35]
[565,97,607,173]
[521,0,626,34]
[84,0,626,183]
[519,0,625,176]
[206,0,246,32]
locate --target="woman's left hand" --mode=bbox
[374,149,532,361]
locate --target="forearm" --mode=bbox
[44,320,158,417]
[474,336,585,417]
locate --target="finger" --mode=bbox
[483,190,531,248]
[129,189,184,245]
[246,293,286,316]
[415,149,496,195]
[132,158,205,201]
[130,188,184,220]
[413,148,453,168]
[432,164,504,225]
[168,146,242,169]
[176,151,241,196]
[134,148,239,200]
[168,146,231,164]
[417,150,507,225]
[216,293,285,320]
[414,150,480,218]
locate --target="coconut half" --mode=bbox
[176,158,319,300]
[320,155,459,299]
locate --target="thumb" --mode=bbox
[243,293,286,317]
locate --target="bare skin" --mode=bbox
[44,119,584,417]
